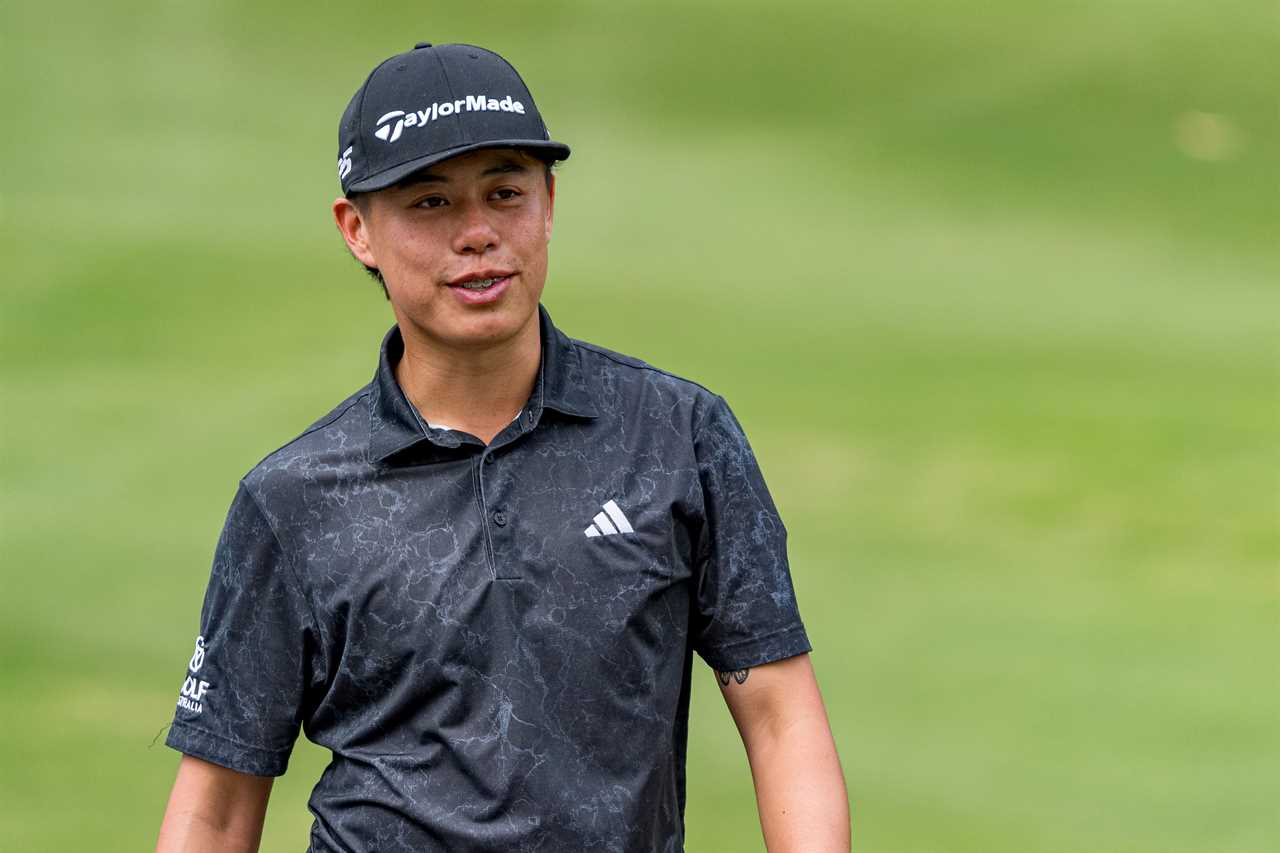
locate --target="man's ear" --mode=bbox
[544,173,556,243]
[332,196,379,268]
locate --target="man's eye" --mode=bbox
[415,196,448,209]
[491,188,521,201]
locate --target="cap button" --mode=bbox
[414,41,433,49]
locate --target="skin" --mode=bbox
[335,147,556,443]
[155,756,271,852]
[156,147,850,852]
[717,655,851,852]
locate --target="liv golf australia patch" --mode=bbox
[176,635,211,715]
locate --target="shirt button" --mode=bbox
[484,454,495,465]
[492,510,507,527]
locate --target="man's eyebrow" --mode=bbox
[394,160,530,189]
[395,172,447,188]
[481,161,529,176]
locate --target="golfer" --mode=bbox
[156,41,849,853]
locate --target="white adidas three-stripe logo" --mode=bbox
[584,499,634,538]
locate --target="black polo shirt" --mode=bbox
[166,304,812,852]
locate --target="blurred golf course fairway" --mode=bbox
[2,0,1276,850]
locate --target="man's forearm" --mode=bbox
[743,710,850,853]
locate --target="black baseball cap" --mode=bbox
[337,42,570,195]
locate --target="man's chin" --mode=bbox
[405,301,540,353]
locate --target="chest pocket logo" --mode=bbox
[583,499,634,538]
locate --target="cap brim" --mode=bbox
[346,139,571,194]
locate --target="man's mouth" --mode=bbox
[457,277,504,290]
[445,270,516,304]
[448,271,515,290]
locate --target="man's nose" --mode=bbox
[453,204,500,255]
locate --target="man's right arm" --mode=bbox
[156,755,274,853]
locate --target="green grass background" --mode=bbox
[2,1,1276,850]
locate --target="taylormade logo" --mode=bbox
[374,94,526,143]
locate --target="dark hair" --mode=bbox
[348,153,557,301]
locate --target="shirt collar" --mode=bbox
[369,303,599,465]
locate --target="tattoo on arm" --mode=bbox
[716,668,750,686]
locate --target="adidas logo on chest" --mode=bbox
[584,499,633,538]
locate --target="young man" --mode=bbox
[156,42,849,853]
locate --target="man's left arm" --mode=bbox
[717,653,850,853]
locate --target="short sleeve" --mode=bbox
[165,481,323,776]
[689,395,812,672]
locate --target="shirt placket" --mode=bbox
[474,407,539,580]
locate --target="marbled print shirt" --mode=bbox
[166,303,812,853]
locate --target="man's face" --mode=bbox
[334,147,555,351]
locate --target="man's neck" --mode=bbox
[393,313,541,446]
